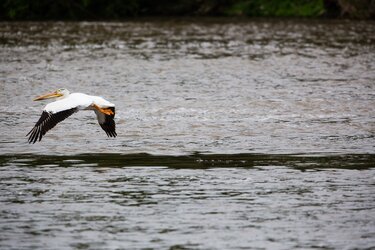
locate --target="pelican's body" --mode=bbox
[27,88,117,143]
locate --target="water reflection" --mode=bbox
[1,153,374,169]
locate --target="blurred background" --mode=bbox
[1,0,375,20]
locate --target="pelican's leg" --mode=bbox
[92,104,114,115]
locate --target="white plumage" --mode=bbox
[27,88,117,143]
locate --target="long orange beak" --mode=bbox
[33,91,63,101]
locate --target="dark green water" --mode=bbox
[1,153,374,169]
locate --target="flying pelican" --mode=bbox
[27,88,117,143]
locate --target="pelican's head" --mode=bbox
[33,88,70,101]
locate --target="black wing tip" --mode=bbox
[109,131,117,138]
[27,127,39,144]
[104,129,117,138]
[27,130,44,144]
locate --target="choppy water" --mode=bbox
[0,19,374,249]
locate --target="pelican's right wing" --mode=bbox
[94,107,117,137]
[27,108,78,144]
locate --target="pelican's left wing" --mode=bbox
[94,107,117,137]
[27,108,78,143]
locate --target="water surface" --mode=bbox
[1,154,375,249]
[0,19,374,155]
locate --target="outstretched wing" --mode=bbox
[94,107,117,137]
[27,108,78,144]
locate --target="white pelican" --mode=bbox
[27,88,117,143]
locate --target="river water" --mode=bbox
[0,19,374,249]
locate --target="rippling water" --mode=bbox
[0,19,374,249]
[1,19,374,154]
[1,154,374,249]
